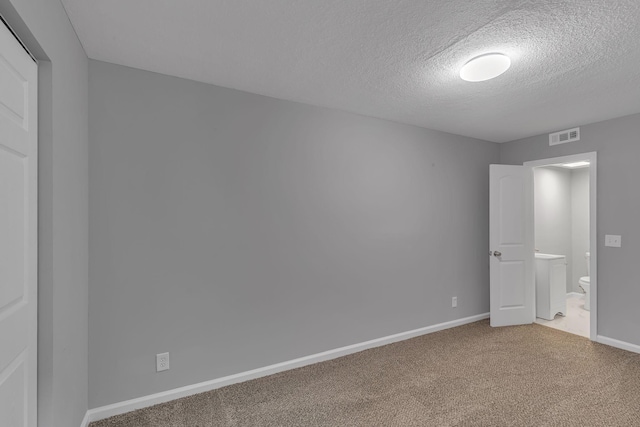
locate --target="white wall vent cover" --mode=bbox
[549,127,580,146]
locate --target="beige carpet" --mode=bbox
[90,320,640,426]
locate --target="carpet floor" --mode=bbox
[90,320,640,426]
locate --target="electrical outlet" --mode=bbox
[156,352,170,372]
[452,297,457,308]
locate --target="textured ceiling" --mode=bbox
[61,0,640,142]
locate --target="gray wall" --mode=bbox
[501,112,640,346]
[88,60,500,408]
[534,167,572,291]
[1,1,89,426]
[571,168,590,291]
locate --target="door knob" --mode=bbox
[493,251,502,257]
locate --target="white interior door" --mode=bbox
[0,21,38,427]
[489,165,534,327]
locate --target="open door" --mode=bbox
[489,165,534,327]
[0,20,38,426]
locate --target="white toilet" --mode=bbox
[579,252,591,311]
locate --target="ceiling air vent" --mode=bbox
[549,127,580,146]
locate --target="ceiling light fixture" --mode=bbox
[460,53,511,82]
[562,161,590,168]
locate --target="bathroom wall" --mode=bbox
[534,167,573,292]
[571,168,590,290]
[534,166,591,293]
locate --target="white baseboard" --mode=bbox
[80,410,91,427]
[83,312,489,424]
[597,335,640,354]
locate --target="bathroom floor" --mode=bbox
[535,293,590,338]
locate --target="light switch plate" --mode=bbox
[605,234,621,247]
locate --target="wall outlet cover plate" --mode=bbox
[156,352,170,372]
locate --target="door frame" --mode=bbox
[524,152,597,341]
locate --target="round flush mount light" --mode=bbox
[460,53,511,82]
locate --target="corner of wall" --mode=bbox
[3,0,90,426]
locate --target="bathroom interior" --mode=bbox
[533,161,591,338]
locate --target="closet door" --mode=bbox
[0,19,38,427]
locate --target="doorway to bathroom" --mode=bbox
[525,153,597,340]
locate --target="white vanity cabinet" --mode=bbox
[535,254,567,320]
